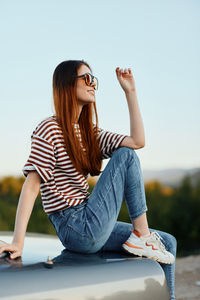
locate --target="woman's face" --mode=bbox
[76,64,96,107]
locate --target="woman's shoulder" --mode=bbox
[32,115,61,140]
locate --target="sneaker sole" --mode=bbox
[122,243,174,264]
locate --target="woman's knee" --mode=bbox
[163,231,177,246]
[167,233,177,249]
[115,147,139,163]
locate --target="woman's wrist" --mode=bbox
[124,88,137,96]
[125,89,138,103]
[12,238,24,249]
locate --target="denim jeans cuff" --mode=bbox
[130,206,148,220]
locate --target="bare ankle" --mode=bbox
[134,228,150,237]
[132,212,150,237]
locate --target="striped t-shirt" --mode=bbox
[22,116,127,215]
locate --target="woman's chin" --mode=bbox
[86,97,96,103]
[77,97,96,106]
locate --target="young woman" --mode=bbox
[0,60,177,299]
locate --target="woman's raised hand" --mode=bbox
[0,240,23,259]
[115,67,136,94]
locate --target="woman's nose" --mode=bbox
[91,80,97,90]
[91,81,95,88]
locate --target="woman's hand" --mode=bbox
[115,67,136,94]
[0,240,23,259]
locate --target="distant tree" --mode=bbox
[144,181,174,233]
[0,176,25,196]
[169,176,200,255]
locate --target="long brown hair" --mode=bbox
[52,60,102,176]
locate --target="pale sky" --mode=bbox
[0,0,199,176]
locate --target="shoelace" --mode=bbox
[129,229,167,253]
[148,232,166,253]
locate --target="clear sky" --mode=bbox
[0,0,199,176]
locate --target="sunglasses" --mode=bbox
[76,72,98,90]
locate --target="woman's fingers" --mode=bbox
[116,67,121,74]
[116,67,132,75]
[10,251,21,259]
[115,66,135,93]
[0,241,22,259]
[0,245,12,254]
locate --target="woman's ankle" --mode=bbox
[134,228,151,237]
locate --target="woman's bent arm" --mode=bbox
[120,90,145,149]
[115,67,145,149]
[0,171,41,259]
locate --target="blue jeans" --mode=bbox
[48,147,177,300]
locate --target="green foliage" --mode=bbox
[0,175,200,256]
[144,181,174,233]
[168,176,200,255]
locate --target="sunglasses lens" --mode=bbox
[85,73,98,90]
[85,73,91,86]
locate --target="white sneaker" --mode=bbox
[122,229,175,264]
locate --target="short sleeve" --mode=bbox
[22,133,56,183]
[97,127,128,159]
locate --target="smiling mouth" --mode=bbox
[88,91,95,95]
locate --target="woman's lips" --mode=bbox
[88,90,95,95]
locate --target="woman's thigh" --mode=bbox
[98,221,133,252]
[48,202,95,253]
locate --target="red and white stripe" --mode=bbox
[23,116,127,215]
